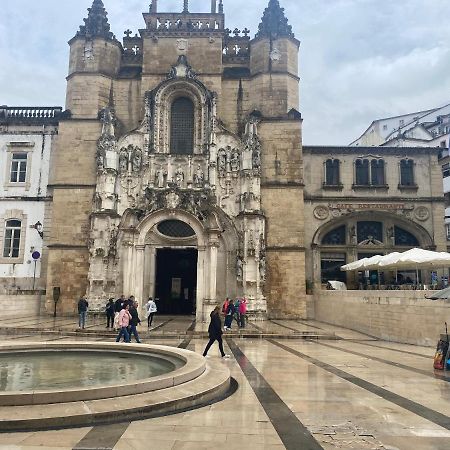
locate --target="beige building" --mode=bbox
[44,0,306,320]
[303,146,446,288]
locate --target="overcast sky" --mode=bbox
[1,0,449,145]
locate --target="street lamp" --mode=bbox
[32,221,43,238]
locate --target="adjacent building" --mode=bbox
[0,106,62,291]
[303,145,446,288]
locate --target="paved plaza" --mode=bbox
[0,317,448,450]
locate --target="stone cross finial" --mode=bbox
[242,28,250,37]
[183,0,189,13]
[233,28,240,37]
[124,29,132,37]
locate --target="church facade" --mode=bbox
[44,0,306,321]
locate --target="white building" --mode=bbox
[350,103,450,149]
[0,106,62,291]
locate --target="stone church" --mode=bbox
[45,0,306,320]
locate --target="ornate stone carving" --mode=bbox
[131,147,142,173]
[236,254,243,281]
[167,55,197,80]
[96,107,117,172]
[174,166,185,187]
[217,148,226,174]
[313,206,329,220]
[230,148,240,172]
[414,206,430,221]
[193,164,204,187]
[119,149,128,173]
[259,251,266,282]
[155,166,167,188]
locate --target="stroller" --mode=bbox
[433,322,449,370]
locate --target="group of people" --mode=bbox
[222,297,247,330]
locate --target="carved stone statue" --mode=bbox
[119,151,128,173]
[155,166,167,188]
[259,254,266,282]
[217,149,227,173]
[174,166,184,187]
[108,226,118,259]
[132,147,142,172]
[96,147,106,171]
[230,149,240,171]
[193,164,204,187]
[99,107,116,138]
[236,255,243,281]
[252,146,261,170]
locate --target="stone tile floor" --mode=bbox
[0,317,448,450]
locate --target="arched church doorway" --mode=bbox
[155,248,198,315]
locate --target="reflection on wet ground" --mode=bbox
[0,318,447,450]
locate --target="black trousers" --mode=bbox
[147,313,155,327]
[106,315,114,328]
[203,336,225,357]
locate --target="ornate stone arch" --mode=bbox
[150,77,214,155]
[312,212,433,248]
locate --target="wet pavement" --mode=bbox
[0,317,447,449]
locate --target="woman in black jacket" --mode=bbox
[203,306,230,358]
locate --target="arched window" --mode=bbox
[322,225,346,245]
[357,221,383,244]
[400,159,415,186]
[3,219,21,258]
[371,159,385,185]
[394,226,419,246]
[355,159,369,185]
[170,97,194,155]
[324,159,340,186]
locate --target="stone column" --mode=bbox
[196,245,207,322]
[134,245,146,305]
[122,243,134,295]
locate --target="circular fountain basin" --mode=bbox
[0,342,206,406]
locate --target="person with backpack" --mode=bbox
[224,300,235,331]
[146,297,157,328]
[105,298,115,329]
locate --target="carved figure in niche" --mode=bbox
[386,226,395,244]
[349,226,357,245]
[108,226,118,259]
[236,255,243,281]
[252,146,261,170]
[193,164,204,187]
[99,107,116,138]
[230,149,240,171]
[155,166,167,188]
[244,116,258,143]
[119,151,128,173]
[132,147,142,173]
[96,147,106,171]
[174,166,184,187]
[217,149,226,173]
[166,191,180,209]
[259,254,266,282]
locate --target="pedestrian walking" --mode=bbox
[105,298,115,329]
[234,297,241,327]
[114,295,125,330]
[222,297,230,316]
[129,301,142,343]
[116,304,132,343]
[146,297,157,328]
[224,300,235,330]
[203,306,230,358]
[239,297,248,328]
[77,296,89,329]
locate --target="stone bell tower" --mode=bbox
[45,0,306,320]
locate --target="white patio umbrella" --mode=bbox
[376,248,450,270]
[341,254,384,272]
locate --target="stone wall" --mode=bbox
[1,290,42,318]
[314,290,450,346]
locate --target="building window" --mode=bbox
[400,159,415,186]
[446,224,450,241]
[394,226,419,246]
[324,159,340,186]
[355,159,370,185]
[170,97,194,155]
[321,253,346,283]
[322,225,346,245]
[443,163,450,178]
[3,219,21,258]
[357,221,383,244]
[10,153,27,183]
[371,159,385,185]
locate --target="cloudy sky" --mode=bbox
[1,0,449,145]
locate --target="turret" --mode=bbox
[66,0,122,117]
[250,0,299,116]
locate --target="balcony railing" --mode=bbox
[0,106,63,123]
